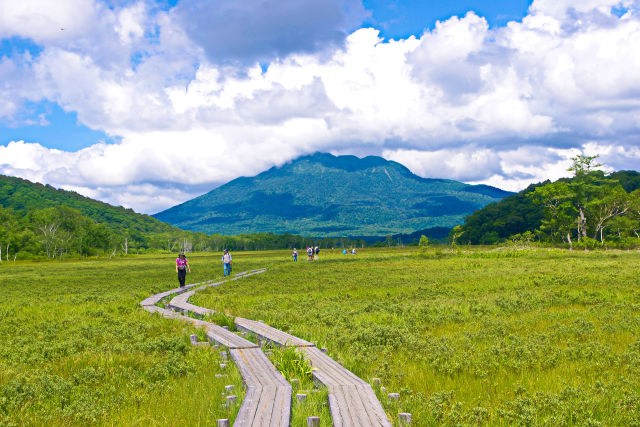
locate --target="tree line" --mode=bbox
[452,156,640,248]
[0,205,368,261]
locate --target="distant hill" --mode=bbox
[0,174,176,234]
[455,170,640,244]
[154,152,512,237]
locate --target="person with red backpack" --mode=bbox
[175,253,191,287]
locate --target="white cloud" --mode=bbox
[1,0,640,213]
[384,145,590,192]
[0,0,98,42]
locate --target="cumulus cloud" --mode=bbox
[1,0,640,213]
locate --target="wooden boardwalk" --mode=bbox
[164,269,392,427]
[233,317,391,427]
[143,267,392,426]
[141,269,290,426]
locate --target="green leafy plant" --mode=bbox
[268,346,314,381]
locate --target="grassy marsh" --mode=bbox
[193,247,640,425]
[0,254,242,425]
[2,247,639,425]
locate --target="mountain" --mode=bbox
[154,152,512,237]
[0,174,176,234]
[455,170,640,244]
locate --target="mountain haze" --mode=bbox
[154,153,511,237]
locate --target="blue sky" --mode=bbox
[0,0,638,213]
[363,0,533,39]
[0,0,533,153]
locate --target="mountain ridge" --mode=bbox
[154,152,512,236]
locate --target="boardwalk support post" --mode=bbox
[307,416,320,426]
[398,413,412,425]
[226,395,237,406]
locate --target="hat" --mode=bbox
[179,252,185,257]
[224,249,228,252]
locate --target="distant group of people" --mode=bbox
[175,245,359,287]
[174,249,233,287]
[291,246,319,261]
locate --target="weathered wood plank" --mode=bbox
[230,348,291,427]
[235,317,314,347]
[328,393,344,427]
[234,385,261,427]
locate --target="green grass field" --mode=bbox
[193,247,640,426]
[1,247,639,425]
[0,255,244,426]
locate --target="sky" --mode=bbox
[1,0,639,214]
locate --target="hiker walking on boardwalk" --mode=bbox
[176,253,191,287]
[292,248,298,262]
[307,246,313,261]
[314,246,320,260]
[221,249,232,276]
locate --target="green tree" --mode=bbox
[589,185,631,242]
[529,181,577,247]
[566,155,607,240]
[0,207,18,261]
[418,235,429,247]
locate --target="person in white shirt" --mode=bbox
[221,249,232,276]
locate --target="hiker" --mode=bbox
[314,246,320,260]
[176,253,191,287]
[307,246,314,261]
[292,248,298,262]
[351,248,357,255]
[221,249,232,276]
[343,248,347,255]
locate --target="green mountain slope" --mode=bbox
[455,170,640,244]
[0,174,176,234]
[154,153,512,236]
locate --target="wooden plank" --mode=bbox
[235,317,314,347]
[351,385,385,426]
[357,385,393,427]
[328,393,344,427]
[302,347,364,386]
[234,385,261,427]
[230,348,291,427]
[254,385,277,426]
[332,385,356,427]
[271,385,292,427]
[297,347,391,426]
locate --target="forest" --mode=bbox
[0,175,364,260]
[453,156,640,248]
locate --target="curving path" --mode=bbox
[142,269,392,427]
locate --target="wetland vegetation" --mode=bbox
[1,246,639,425]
